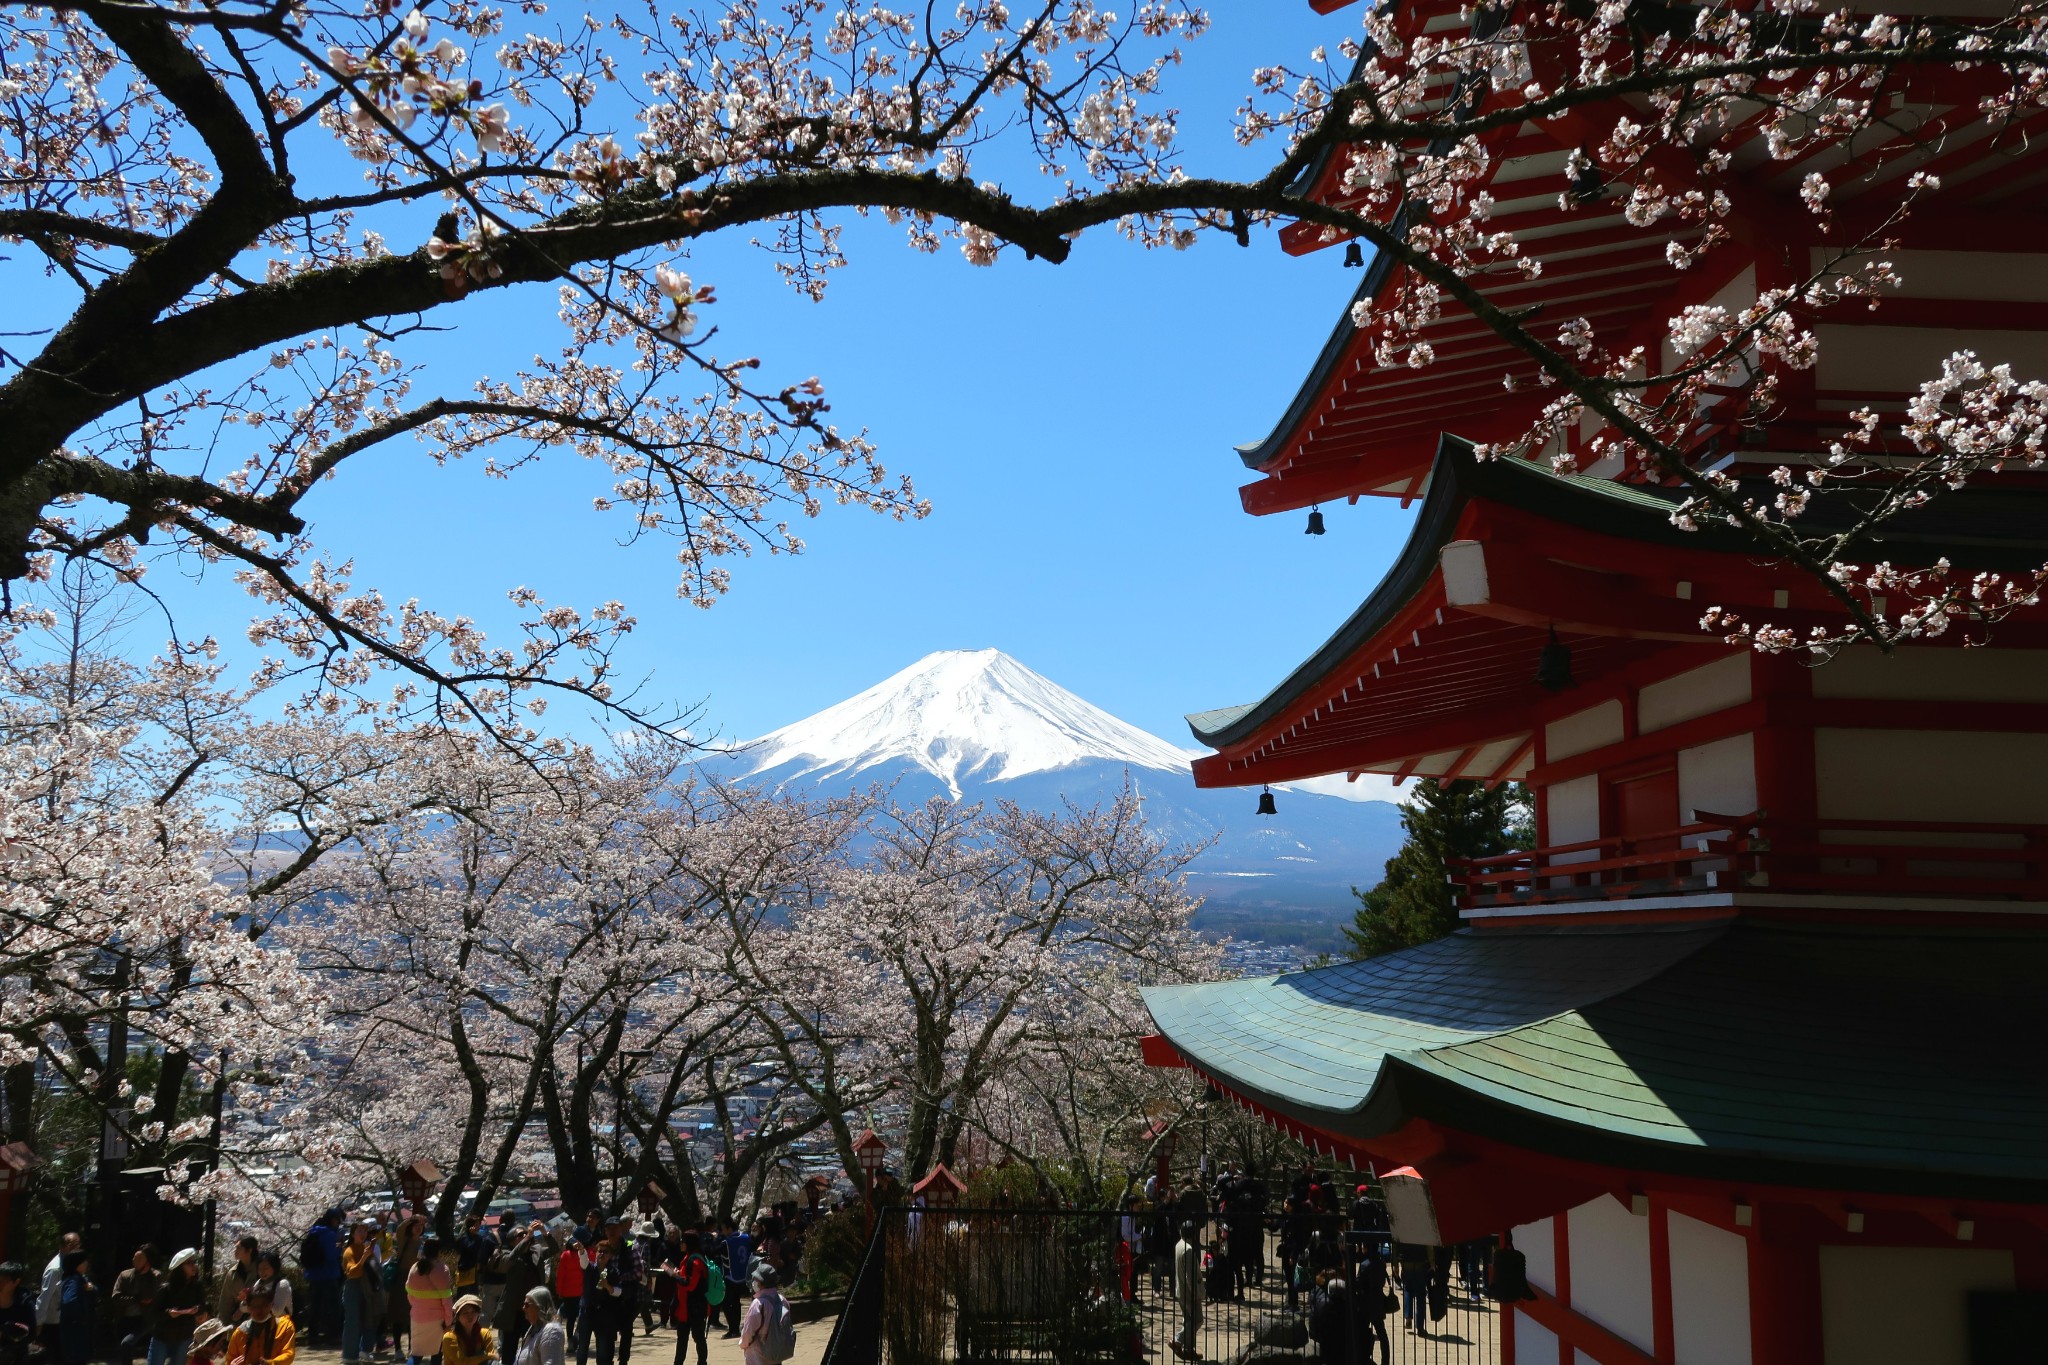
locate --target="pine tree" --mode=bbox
[1345,781,1531,959]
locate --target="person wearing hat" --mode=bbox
[147,1249,206,1365]
[735,1265,791,1365]
[441,1296,494,1365]
[187,1317,235,1365]
[224,1282,294,1365]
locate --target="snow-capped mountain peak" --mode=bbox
[735,648,1197,797]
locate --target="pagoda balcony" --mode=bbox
[1449,812,2048,912]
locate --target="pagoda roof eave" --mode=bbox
[1142,919,2048,1202]
[1236,241,1394,473]
[1190,435,2048,756]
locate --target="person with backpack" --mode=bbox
[659,1233,710,1365]
[714,1221,749,1340]
[301,1212,343,1344]
[735,1265,794,1365]
[1306,1266,1354,1365]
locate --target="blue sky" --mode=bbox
[66,3,1419,761]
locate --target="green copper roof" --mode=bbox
[1142,921,2048,1199]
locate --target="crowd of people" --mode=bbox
[0,1207,805,1365]
[1116,1161,1497,1364]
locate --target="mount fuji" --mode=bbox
[714,649,1405,949]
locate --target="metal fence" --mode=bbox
[823,1207,1501,1365]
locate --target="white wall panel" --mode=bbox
[1811,645,2048,702]
[1668,1212,1750,1365]
[1515,1309,1560,1365]
[1816,729,2048,824]
[1820,1247,2014,1365]
[1568,1196,1654,1355]
[1640,655,1751,732]
[1546,701,1625,762]
[1678,734,1757,823]
[1546,775,1600,864]
[1514,1219,1556,1296]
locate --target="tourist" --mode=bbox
[582,1244,632,1365]
[35,1233,80,1340]
[252,1255,294,1324]
[225,1284,295,1365]
[387,1215,428,1357]
[735,1266,793,1365]
[0,1262,35,1365]
[340,1220,384,1365]
[112,1243,163,1365]
[494,1225,552,1365]
[441,1297,494,1365]
[1277,1197,1308,1312]
[1392,1241,1431,1335]
[406,1237,454,1365]
[301,1211,343,1344]
[186,1317,235,1365]
[550,1231,583,1349]
[216,1237,260,1325]
[1307,1265,1354,1365]
[150,1249,207,1365]
[715,1219,750,1339]
[1170,1222,1202,1364]
[661,1232,709,1365]
[512,1291,565,1365]
[634,1225,667,1338]
[453,1219,490,1314]
[599,1219,642,1340]
[56,1252,95,1365]
[1353,1248,1392,1361]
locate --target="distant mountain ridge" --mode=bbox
[714,650,1404,951]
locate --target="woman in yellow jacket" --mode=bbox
[442,1296,495,1365]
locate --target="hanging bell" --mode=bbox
[1305,506,1326,536]
[1256,787,1278,816]
[1342,241,1365,268]
[1534,625,1577,692]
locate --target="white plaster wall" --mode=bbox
[1568,1196,1654,1356]
[1514,1218,1556,1296]
[1810,248,2048,301]
[1817,325,2048,392]
[1640,655,1751,733]
[1515,1309,1560,1365]
[1668,1212,1750,1365]
[1810,645,2048,702]
[1815,729,2048,824]
[1545,775,1601,865]
[1678,734,1757,823]
[1820,1247,2015,1365]
[1546,700,1625,762]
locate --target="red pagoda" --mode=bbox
[1139,1,2048,1362]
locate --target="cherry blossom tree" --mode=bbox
[733,787,1208,1187]
[7,0,2046,702]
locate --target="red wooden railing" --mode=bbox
[1448,811,2048,909]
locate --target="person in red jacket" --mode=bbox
[550,1239,583,1346]
[659,1236,708,1365]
